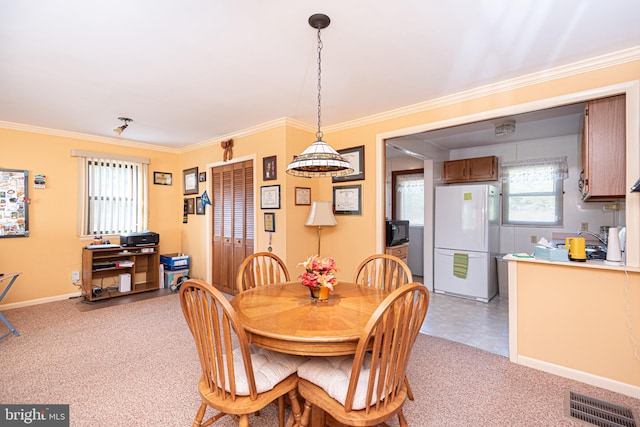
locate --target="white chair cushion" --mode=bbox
[297,353,379,410]
[224,345,306,396]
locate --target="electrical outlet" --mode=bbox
[72,271,80,282]
[603,204,621,211]
[530,235,537,244]
[581,222,589,231]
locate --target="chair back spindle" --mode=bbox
[180,279,257,400]
[236,252,290,293]
[346,283,428,413]
[297,283,429,426]
[354,254,413,292]
[180,278,304,427]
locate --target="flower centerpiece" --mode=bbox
[297,255,338,301]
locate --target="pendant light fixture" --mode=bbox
[286,14,353,178]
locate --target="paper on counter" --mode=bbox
[536,237,554,248]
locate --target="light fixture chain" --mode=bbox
[316,27,323,140]
[285,13,353,178]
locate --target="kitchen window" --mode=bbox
[393,171,424,225]
[501,157,568,226]
[72,150,149,237]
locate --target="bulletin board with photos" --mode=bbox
[0,168,29,237]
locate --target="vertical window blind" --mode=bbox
[72,150,149,237]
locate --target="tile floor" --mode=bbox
[418,278,510,357]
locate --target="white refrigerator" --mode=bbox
[434,184,500,302]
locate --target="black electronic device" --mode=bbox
[631,178,640,192]
[385,220,410,247]
[92,261,116,270]
[120,231,160,247]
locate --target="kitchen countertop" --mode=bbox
[503,254,640,272]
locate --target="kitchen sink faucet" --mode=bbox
[577,230,607,247]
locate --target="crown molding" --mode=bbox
[0,116,315,154]
[2,46,638,151]
[324,46,640,133]
[0,121,180,153]
[181,117,315,153]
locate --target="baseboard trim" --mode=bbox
[516,355,640,399]
[0,292,82,310]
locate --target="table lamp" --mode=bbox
[305,201,337,256]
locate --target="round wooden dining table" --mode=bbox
[229,281,389,356]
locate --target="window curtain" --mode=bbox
[396,173,424,193]
[500,156,568,183]
[395,172,424,225]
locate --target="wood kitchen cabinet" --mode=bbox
[580,94,626,201]
[443,156,498,183]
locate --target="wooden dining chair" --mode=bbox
[180,279,304,427]
[353,254,413,293]
[236,252,290,293]
[296,283,430,427]
[353,253,418,400]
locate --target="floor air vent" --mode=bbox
[567,391,638,427]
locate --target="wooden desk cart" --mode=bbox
[82,245,159,301]
[385,244,408,265]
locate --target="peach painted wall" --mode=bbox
[283,125,323,276]
[0,128,181,305]
[177,122,320,281]
[514,261,640,391]
[309,125,380,281]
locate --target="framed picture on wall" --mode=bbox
[0,168,29,237]
[196,197,205,215]
[264,212,276,232]
[333,184,362,215]
[295,187,311,206]
[153,171,172,185]
[332,146,365,183]
[260,185,280,209]
[183,167,199,195]
[263,156,277,181]
[186,197,195,214]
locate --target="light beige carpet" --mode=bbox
[75,288,174,312]
[1,292,638,426]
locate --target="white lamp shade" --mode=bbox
[286,139,353,177]
[305,201,337,227]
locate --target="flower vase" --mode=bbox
[310,286,330,302]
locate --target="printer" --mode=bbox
[120,231,160,247]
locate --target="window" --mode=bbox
[501,157,568,226]
[72,150,149,237]
[394,172,424,226]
